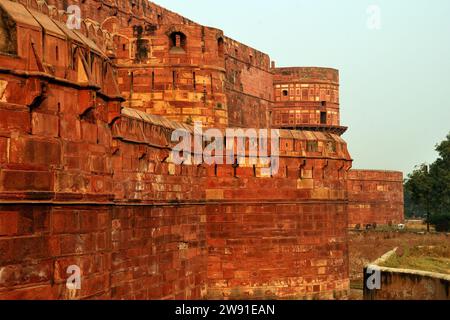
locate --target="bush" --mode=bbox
[428,213,450,232]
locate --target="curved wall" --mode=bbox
[272,67,345,134]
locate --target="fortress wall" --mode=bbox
[0,0,404,301]
[202,142,351,299]
[42,0,273,129]
[110,20,229,127]
[0,70,211,299]
[119,108,352,299]
[206,201,349,300]
[223,38,273,129]
[0,4,351,298]
[347,170,404,228]
[94,5,229,127]
[0,203,208,300]
[0,66,352,300]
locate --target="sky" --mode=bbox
[156,0,450,176]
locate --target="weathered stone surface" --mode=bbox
[0,0,403,300]
[364,249,450,300]
[347,170,404,228]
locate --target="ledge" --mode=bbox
[367,248,450,282]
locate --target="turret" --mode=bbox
[271,67,347,135]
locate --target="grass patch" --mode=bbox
[380,245,450,275]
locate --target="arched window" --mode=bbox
[217,37,224,57]
[169,32,187,53]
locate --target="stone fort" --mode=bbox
[0,0,404,299]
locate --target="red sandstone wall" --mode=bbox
[39,0,272,129]
[0,0,397,301]
[206,203,349,300]
[0,65,353,300]
[116,109,353,299]
[0,204,207,300]
[272,67,344,134]
[347,170,404,228]
[0,86,352,300]
[109,20,228,127]
[224,38,272,128]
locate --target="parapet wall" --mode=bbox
[347,170,404,228]
[364,249,450,300]
[365,268,450,300]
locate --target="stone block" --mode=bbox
[31,112,59,137]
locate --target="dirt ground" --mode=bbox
[348,229,450,299]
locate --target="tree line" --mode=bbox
[404,132,450,232]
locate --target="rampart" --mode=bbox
[0,0,404,300]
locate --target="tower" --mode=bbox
[271,67,347,135]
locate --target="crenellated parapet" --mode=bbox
[0,0,123,114]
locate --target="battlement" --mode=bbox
[274,67,339,84]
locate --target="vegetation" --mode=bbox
[404,132,450,231]
[380,245,450,275]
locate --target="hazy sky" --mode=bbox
[156,0,450,176]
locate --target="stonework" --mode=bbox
[272,67,345,135]
[0,0,403,300]
[347,170,404,228]
[364,249,450,300]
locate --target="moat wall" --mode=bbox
[363,250,450,300]
[364,267,450,300]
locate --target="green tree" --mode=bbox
[429,133,450,214]
[404,132,450,231]
[404,164,432,218]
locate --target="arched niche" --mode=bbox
[168,31,187,54]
